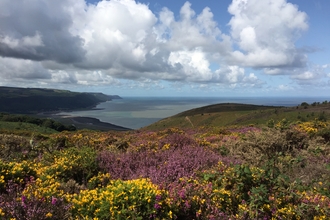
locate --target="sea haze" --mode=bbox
[57,96,329,129]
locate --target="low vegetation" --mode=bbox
[145,102,330,130]
[0,113,76,133]
[0,101,330,219]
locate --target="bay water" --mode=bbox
[57,96,329,129]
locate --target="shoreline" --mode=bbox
[62,116,132,131]
[33,102,134,131]
[34,110,132,131]
[49,115,132,131]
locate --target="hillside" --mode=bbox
[0,99,330,218]
[144,101,330,130]
[0,86,120,113]
[1,107,330,218]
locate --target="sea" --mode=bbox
[56,96,330,129]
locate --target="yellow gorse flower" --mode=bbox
[69,178,165,219]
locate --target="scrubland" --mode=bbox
[0,103,330,219]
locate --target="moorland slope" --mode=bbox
[144,101,330,130]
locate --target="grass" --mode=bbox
[0,121,57,135]
[144,102,330,130]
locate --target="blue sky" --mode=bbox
[0,0,329,97]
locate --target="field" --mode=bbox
[0,101,330,219]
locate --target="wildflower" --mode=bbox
[155,194,162,201]
[196,209,202,217]
[51,196,57,205]
[21,195,27,203]
[169,210,173,218]
[184,201,191,209]
[0,208,4,216]
[154,203,161,210]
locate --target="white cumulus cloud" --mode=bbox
[227,0,308,68]
[0,0,316,91]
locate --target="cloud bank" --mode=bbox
[1,0,325,92]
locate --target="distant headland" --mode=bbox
[0,86,130,131]
[0,86,121,114]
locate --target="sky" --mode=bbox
[0,0,329,97]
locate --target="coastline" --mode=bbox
[58,116,132,131]
[46,114,132,131]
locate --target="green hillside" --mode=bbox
[0,112,77,135]
[144,101,330,130]
[0,121,58,135]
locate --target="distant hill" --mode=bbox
[0,86,120,113]
[143,102,330,130]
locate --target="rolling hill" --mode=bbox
[143,101,330,130]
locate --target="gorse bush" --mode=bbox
[70,178,170,219]
[41,146,98,184]
[0,160,37,192]
[224,128,309,165]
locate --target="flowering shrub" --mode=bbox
[0,178,70,219]
[41,146,98,184]
[98,144,222,186]
[0,123,329,219]
[200,159,330,219]
[0,160,37,192]
[166,177,230,219]
[222,127,311,166]
[70,178,170,219]
[87,172,111,189]
[295,120,328,135]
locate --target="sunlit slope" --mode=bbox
[143,102,330,130]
